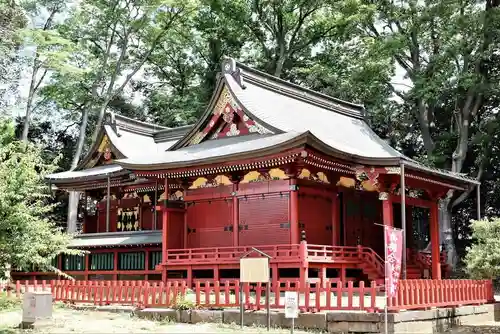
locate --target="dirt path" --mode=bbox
[0,308,311,333]
[3,306,500,333]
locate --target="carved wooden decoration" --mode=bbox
[337,177,356,188]
[86,135,118,167]
[117,206,140,231]
[169,190,184,200]
[189,175,232,189]
[354,166,380,192]
[240,169,286,183]
[298,168,329,184]
[188,86,273,146]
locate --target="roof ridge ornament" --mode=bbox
[221,56,245,89]
[105,110,121,137]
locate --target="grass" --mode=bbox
[0,293,21,313]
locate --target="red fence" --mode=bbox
[2,279,493,313]
[389,279,494,311]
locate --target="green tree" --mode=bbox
[331,0,500,267]
[464,218,500,279]
[0,0,28,113]
[214,0,370,79]
[0,119,78,280]
[19,0,78,142]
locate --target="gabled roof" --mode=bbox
[119,57,402,168]
[116,58,478,186]
[46,112,192,183]
[46,57,478,188]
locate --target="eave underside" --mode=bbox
[70,230,162,248]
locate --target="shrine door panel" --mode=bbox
[360,193,383,256]
[84,215,98,233]
[343,192,363,246]
[167,211,183,249]
[141,209,161,230]
[299,195,331,245]
[98,204,117,232]
[239,195,289,246]
[186,200,233,248]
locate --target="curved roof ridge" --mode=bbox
[234,60,365,119]
[153,124,194,143]
[105,111,169,137]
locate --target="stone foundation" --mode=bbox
[134,303,500,333]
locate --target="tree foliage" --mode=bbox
[0,119,77,279]
[464,218,500,279]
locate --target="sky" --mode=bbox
[8,3,412,131]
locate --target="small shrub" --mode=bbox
[464,218,500,279]
[0,293,21,311]
[171,293,199,310]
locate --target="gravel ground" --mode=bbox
[2,303,500,333]
[0,307,313,334]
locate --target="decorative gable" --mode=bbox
[187,86,273,146]
[84,135,118,168]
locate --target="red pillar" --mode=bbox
[113,250,118,280]
[162,178,169,282]
[406,206,413,249]
[320,264,327,288]
[232,182,239,246]
[145,249,150,272]
[380,192,393,227]
[183,204,188,249]
[290,177,299,244]
[332,191,339,246]
[271,264,278,289]
[299,240,308,290]
[430,201,441,279]
[187,266,193,288]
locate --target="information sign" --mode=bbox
[284,291,298,319]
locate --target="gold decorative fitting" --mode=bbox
[378,192,389,200]
[408,189,420,198]
[385,167,401,174]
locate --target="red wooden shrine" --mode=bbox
[14,58,480,289]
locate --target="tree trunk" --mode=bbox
[91,100,111,143]
[439,197,458,269]
[21,57,40,142]
[66,108,89,233]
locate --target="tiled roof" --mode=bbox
[46,58,479,187]
[46,164,126,181]
[70,230,162,248]
[225,72,402,160]
[117,132,304,168]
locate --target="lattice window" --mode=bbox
[90,253,114,271]
[118,252,145,270]
[63,255,85,271]
[149,251,162,270]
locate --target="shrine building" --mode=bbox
[14,58,479,288]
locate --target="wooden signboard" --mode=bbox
[240,257,269,283]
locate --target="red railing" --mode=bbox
[388,279,494,311]
[306,244,385,280]
[3,278,492,313]
[306,244,360,262]
[164,244,302,266]
[359,246,385,278]
[164,243,383,267]
[5,279,382,312]
[407,249,450,278]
